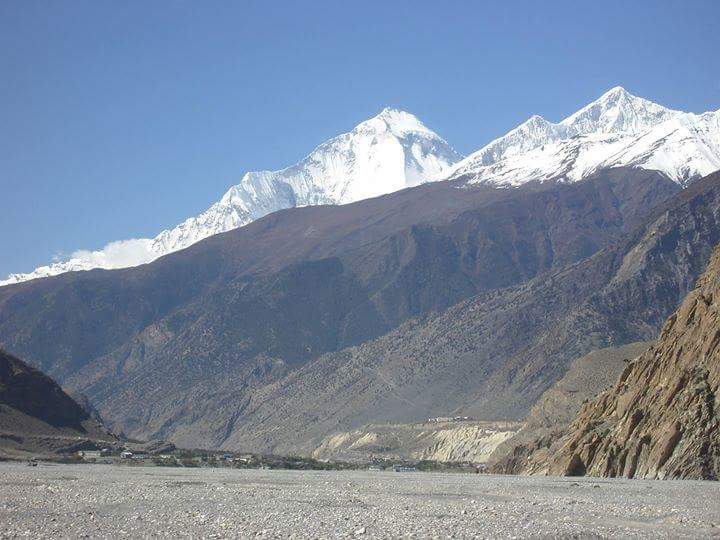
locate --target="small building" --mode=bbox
[77,450,107,460]
[393,464,417,472]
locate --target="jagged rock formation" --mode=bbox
[518,342,652,431]
[538,245,720,479]
[0,349,115,458]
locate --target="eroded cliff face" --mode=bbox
[311,421,520,463]
[539,246,720,479]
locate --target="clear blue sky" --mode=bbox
[2,0,719,276]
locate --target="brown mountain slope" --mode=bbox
[206,171,720,455]
[515,342,652,431]
[0,169,677,447]
[535,245,720,479]
[0,349,115,458]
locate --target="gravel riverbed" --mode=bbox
[0,462,718,538]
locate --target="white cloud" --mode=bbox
[70,238,157,269]
[1,238,159,286]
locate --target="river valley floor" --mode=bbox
[0,462,718,538]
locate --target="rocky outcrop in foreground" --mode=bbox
[490,342,650,473]
[539,245,720,479]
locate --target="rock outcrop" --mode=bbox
[490,342,650,472]
[538,245,720,479]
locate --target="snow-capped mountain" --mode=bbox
[2,108,461,285]
[448,86,720,186]
[150,108,461,255]
[3,88,719,286]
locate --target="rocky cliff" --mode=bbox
[532,245,720,479]
[490,342,650,472]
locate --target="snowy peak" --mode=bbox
[4,88,718,286]
[357,107,436,138]
[561,86,676,134]
[257,106,461,207]
[464,114,567,169]
[3,109,461,286]
[150,106,463,264]
[450,86,720,187]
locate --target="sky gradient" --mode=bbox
[2,0,720,276]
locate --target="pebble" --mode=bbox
[0,462,717,538]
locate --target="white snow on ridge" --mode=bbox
[3,239,158,285]
[449,87,720,186]
[3,88,719,286]
[2,108,461,286]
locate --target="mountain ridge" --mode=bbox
[448,86,720,186]
[200,170,719,454]
[0,167,684,450]
[4,87,718,285]
[0,348,116,458]
[3,108,461,285]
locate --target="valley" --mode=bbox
[4,4,720,537]
[1,88,718,480]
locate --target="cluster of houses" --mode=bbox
[72,448,461,474]
[75,449,151,462]
[75,448,266,467]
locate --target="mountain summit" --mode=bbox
[2,109,461,285]
[561,86,676,134]
[3,88,719,285]
[150,107,461,255]
[448,86,720,186]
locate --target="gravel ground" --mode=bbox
[0,463,718,538]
